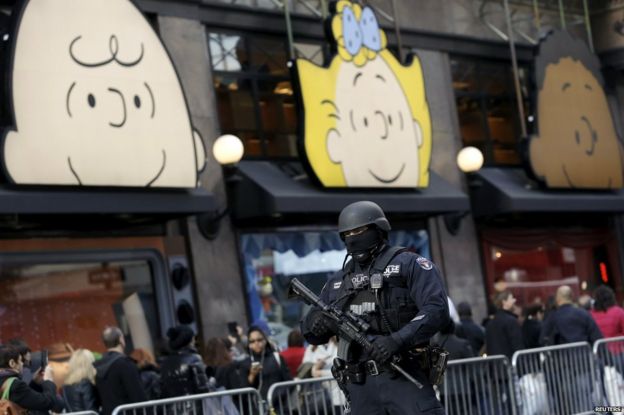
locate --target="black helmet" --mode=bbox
[338,201,391,234]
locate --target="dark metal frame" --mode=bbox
[0,248,175,335]
[452,56,532,167]
[137,0,535,62]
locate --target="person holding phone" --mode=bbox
[0,345,64,413]
[238,326,290,406]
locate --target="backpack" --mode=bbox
[0,378,26,415]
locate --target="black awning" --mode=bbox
[0,186,215,215]
[471,168,624,217]
[233,161,469,220]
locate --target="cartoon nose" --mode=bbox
[374,110,389,140]
[107,87,127,128]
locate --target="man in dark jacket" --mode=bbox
[540,285,603,345]
[94,327,147,415]
[485,290,524,359]
[539,285,602,414]
[457,302,485,355]
[0,345,64,413]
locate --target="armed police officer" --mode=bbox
[301,201,449,414]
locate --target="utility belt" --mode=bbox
[334,345,448,386]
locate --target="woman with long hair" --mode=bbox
[130,348,161,400]
[237,326,291,410]
[62,349,99,412]
[591,285,624,341]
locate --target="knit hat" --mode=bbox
[167,325,195,351]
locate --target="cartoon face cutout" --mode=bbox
[326,56,422,186]
[529,32,624,189]
[2,0,206,187]
[295,0,431,188]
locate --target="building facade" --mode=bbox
[1,0,623,355]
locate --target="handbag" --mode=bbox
[0,378,26,415]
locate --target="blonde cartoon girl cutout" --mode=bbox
[294,0,431,188]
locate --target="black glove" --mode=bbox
[308,310,337,337]
[370,335,400,364]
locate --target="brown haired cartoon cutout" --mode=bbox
[528,30,624,189]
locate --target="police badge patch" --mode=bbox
[416,257,433,270]
[383,264,400,277]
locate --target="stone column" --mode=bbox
[415,48,488,322]
[158,16,248,339]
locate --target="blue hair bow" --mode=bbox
[342,6,382,56]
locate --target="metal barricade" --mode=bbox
[64,412,99,415]
[442,355,516,415]
[512,342,598,415]
[111,387,263,415]
[267,376,346,415]
[593,336,624,407]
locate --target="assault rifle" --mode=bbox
[289,278,423,388]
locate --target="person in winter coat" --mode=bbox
[238,326,291,401]
[591,285,624,341]
[203,337,241,390]
[434,321,474,361]
[130,349,161,400]
[62,349,99,412]
[0,345,64,413]
[94,327,147,415]
[457,302,485,355]
[160,325,210,397]
[485,290,524,359]
[522,304,544,349]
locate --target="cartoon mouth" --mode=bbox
[577,116,597,156]
[68,149,166,186]
[563,164,614,188]
[368,163,405,184]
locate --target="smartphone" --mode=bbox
[251,361,262,370]
[227,322,239,337]
[40,350,48,371]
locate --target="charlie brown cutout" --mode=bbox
[2,0,206,188]
[529,30,624,189]
[294,0,431,188]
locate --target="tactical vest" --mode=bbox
[332,246,420,360]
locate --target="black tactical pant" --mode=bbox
[345,369,445,414]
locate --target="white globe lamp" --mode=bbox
[456,146,484,173]
[213,134,244,165]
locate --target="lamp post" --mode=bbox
[197,135,244,240]
[456,146,484,174]
[444,146,484,235]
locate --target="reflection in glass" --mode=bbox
[0,260,159,353]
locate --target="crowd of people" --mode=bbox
[441,284,624,362]
[0,321,343,415]
[1,283,622,414]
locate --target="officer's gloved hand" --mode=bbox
[370,335,400,364]
[308,310,338,337]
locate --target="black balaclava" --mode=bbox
[343,227,384,264]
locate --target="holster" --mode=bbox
[409,345,449,386]
[331,358,352,414]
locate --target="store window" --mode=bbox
[208,31,323,159]
[481,228,622,308]
[0,251,166,355]
[451,57,532,166]
[240,230,430,349]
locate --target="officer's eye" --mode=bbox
[87,93,96,108]
[364,117,368,127]
[134,95,141,109]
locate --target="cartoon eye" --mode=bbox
[575,131,580,145]
[364,117,368,127]
[134,95,141,109]
[388,115,392,126]
[87,93,96,108]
